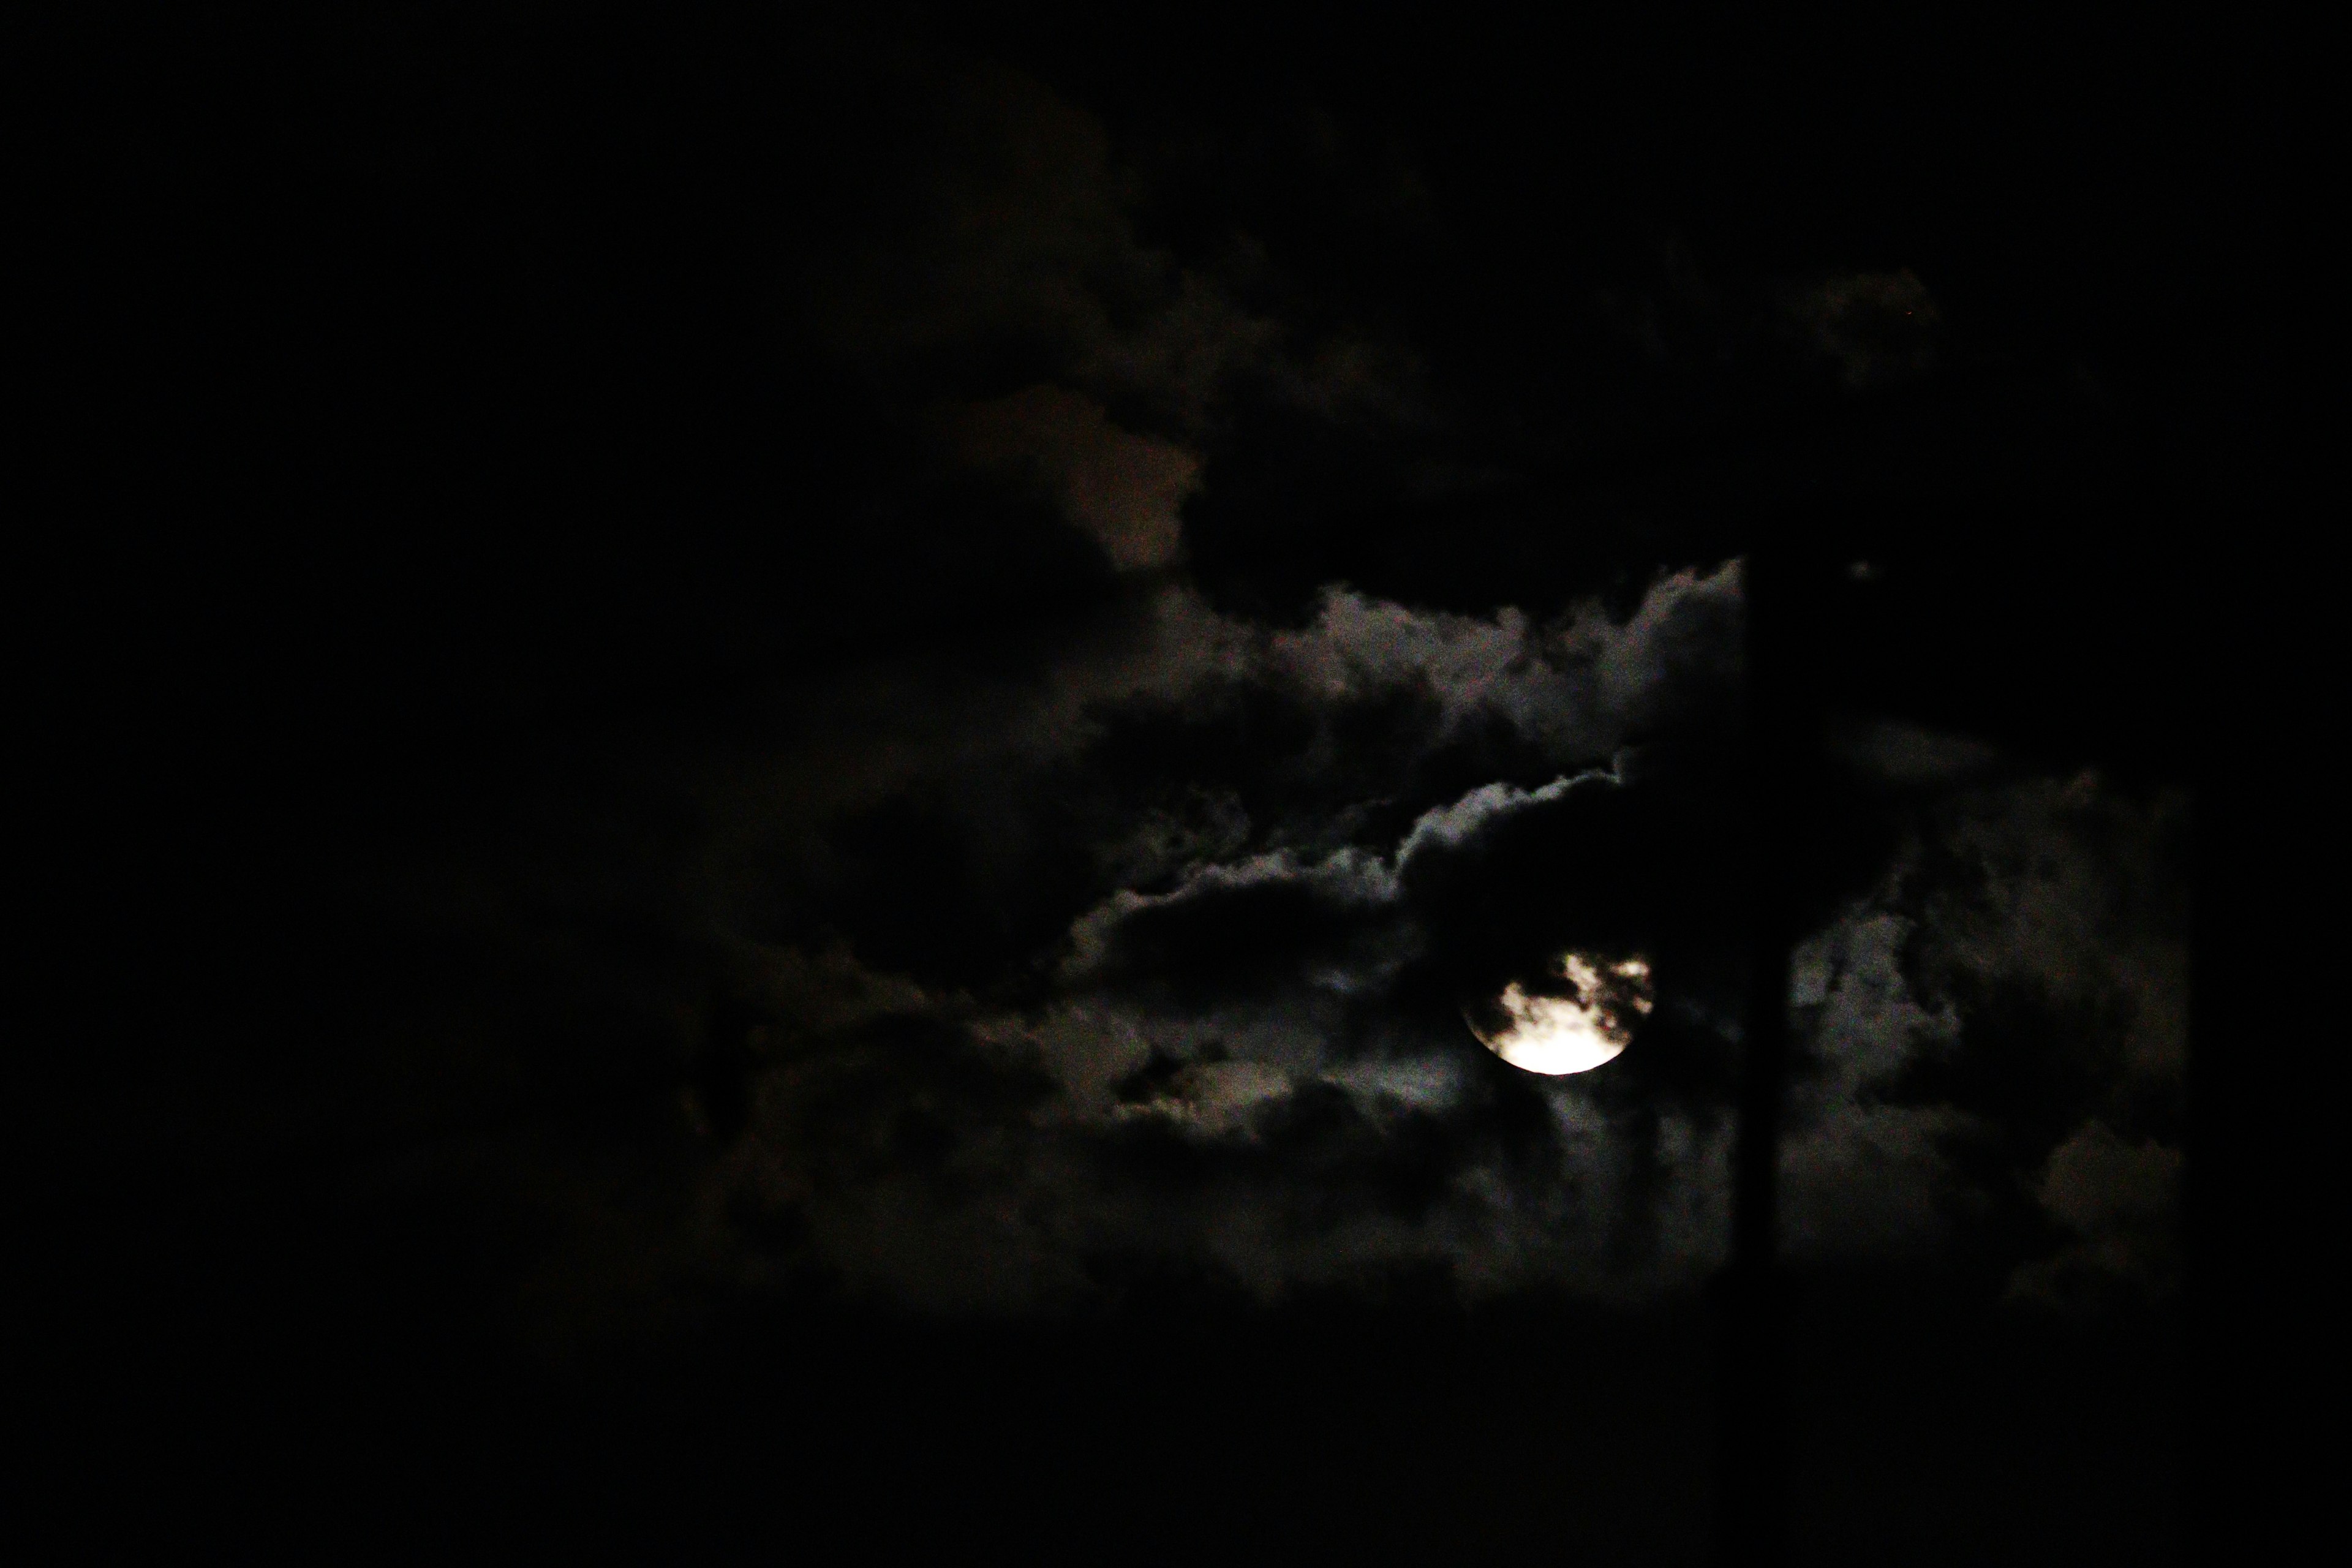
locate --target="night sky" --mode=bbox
[52,4,2285,1561]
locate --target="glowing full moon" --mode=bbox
[1467,954,1652,1076]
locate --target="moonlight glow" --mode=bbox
[1468,954,1653,1076]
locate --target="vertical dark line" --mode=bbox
[1715,543,1798,1567]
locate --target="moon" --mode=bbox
[1466,954,1651,1076]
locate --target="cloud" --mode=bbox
[135,4,2207,1395]
[954,385,1199,570]
[2034,1118,2181,1235]
[1265,560,1744,764]
[583,518,2182,1326]
[1393,774,1586,864]
[1766,768,2188,1286]
[1055,844,1404,1001]
[1777,904,1972,1260]
[688,726,1756,1314]
[705,559,1746,975]
[660,448,2163,1324]
[1057,761,1665,1025]
[793,60,1279,431]
[2006,1119,2183,1311]
[290,25,2170,1331]
[333,545,2187,1332]
[1909,771,2190,1084]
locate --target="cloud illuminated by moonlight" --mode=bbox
[1468,954,1653,1076]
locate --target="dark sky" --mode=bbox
[55,4,2278,1561]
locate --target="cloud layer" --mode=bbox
[161,29,2190,1353]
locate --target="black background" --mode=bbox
[38,3,2291,1561]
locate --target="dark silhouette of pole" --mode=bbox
[1714,541,1809,1567]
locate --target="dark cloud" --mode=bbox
[951,384,1199,570]
[80,18,2224,1552]
[1765,763,2189,1292]
[686,717,1762,1312]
